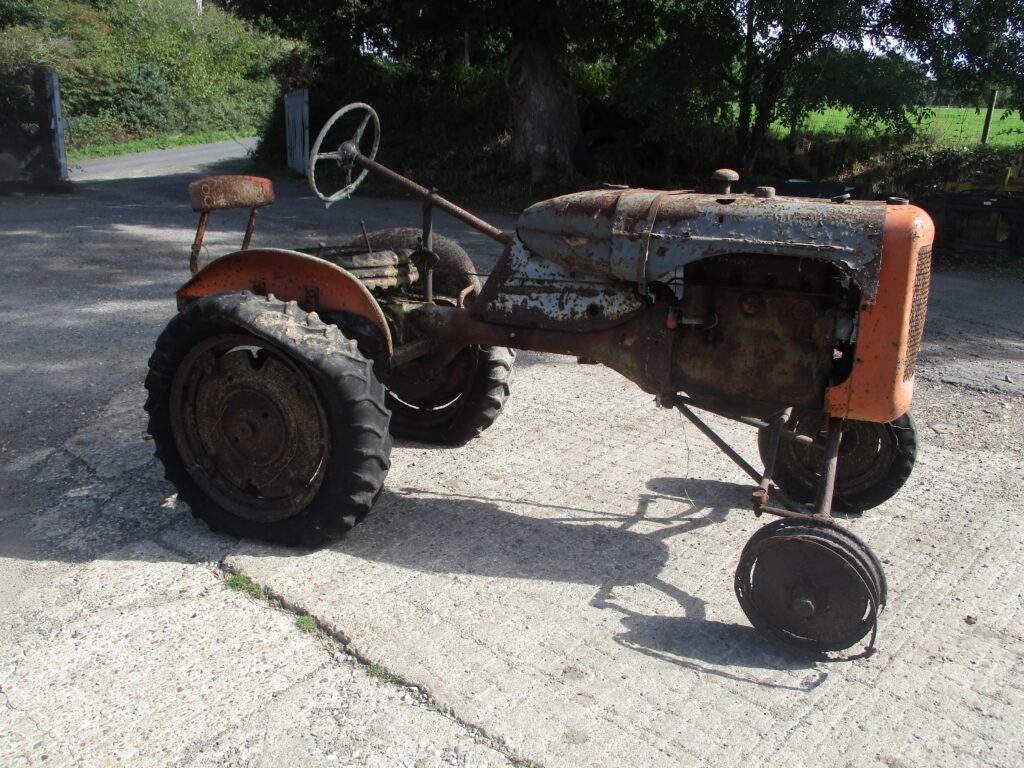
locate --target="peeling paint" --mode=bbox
[518,189,886,302]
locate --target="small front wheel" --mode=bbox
[735,517,887,656]
[758,411,917,513]
[145,292,392,545]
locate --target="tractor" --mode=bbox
[146,103,934,658]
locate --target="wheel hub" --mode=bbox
[218,391,286,464]
[790,589,817,618]
[782,414,895,498]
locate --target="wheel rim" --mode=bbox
[735,518,885,654]
[781,414,896,497]
[169,334,329,523]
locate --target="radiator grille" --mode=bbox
[904,245,932,380]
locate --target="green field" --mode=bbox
[791,107,1023,147]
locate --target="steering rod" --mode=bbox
[339,142,513,247]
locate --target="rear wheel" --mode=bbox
[145,292,392,545]
[342,227,481,298]
[381,345,515,445]
[758,411,917,512]
[344,227,515,446]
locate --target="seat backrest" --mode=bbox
[188,175,275,212]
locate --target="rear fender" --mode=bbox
[176,248,392,354]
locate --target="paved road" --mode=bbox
[0,144,1021,767]
[70,138,260,181]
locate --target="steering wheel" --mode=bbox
[307,103,380,205]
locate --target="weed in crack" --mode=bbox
[224,573,265,600]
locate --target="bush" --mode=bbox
[1,0,291,149]
[870,143,1024,197]
[110,61,178,133]
[66,110,133,146]
[0,0,43,29]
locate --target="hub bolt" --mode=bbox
[791,590,817,618]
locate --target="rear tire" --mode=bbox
[145,292,392,545]
[382,345,515,445]
[344,227,515,445]
[343,226,481,298]
[758,411,917,512]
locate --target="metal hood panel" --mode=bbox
[517,189,887,301]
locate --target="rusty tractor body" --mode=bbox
[147,103,934,659]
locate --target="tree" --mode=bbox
[726,0,883,171]
[878,0,1024,105]
[329,0,661,182]
[722,0,1024,172]
[223,0,1024,181]
[367,0,584,182]
[778,50,931,138]
[355,2,571,181]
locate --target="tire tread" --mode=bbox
[144,291,392,546]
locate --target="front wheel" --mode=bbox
[758,412,917,513]
[735,517,886,656]
[145,292,392,545]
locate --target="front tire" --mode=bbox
[758,411,917,513]
[145,292,392,545]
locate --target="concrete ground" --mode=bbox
[0,142,1021,767]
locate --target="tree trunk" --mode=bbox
[735,4,757,164]
[743,36,793,176]
[505,37,578,183]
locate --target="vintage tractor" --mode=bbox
[146,103,933,658]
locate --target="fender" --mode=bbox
[176,248,393,354]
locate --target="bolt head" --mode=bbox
[791,590,817,618]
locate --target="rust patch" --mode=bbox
[188,175,276,212]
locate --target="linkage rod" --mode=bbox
[673,401,762,484]
[668,396,807,515]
